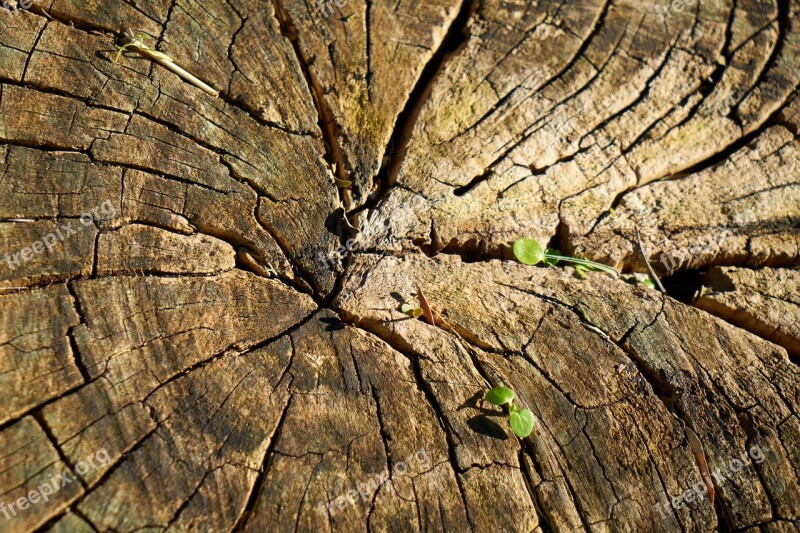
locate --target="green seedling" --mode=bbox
[399,286,435,325]
[634,227,666,293]
[543,247,560,267]
[484,386,534,438]
[623,275,656,289]
[115,29,218,96]
[513,238,619,279]
[401,303,423,318]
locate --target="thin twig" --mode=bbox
[116,29,219,97]
[634,226,666,293]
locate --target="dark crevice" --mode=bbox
[412,227,513,261]
[233,247,313,297]
[31,412,88,489]
[452,168,493,197]
[362,0,476,214]
[369,386,393,477]
[614,322,734,532]
[31,313,317,533]
[24,4,117,37]
[547,221,566,256]
[251,205,325,300]
[661,269,704,304]
[269,0,349,204]
[314,0,478,305]
[71,509,100,532]
[341,316,476,530]
[268,0,366,303]
[365,0,373,100]
[33,507,96,533]
[65,282,93,384]
[231,396,294,532]
[518,451,554,533]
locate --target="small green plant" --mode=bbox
[484,386,534,438]
[399,286,435,325]
[622,275,657,289]
[513,238,619,278]
[401,303,423,318]
[114,30,154,63]
[640,276,656,289]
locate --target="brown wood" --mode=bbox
[0,0,798,531]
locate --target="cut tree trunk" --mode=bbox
[0,0,798,532]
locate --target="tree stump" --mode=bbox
[0,0,798,531]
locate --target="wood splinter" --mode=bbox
[115,29,219,97]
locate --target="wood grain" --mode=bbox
[0,0,798,531]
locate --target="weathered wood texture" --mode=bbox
[0,0,798,532]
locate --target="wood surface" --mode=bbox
[0,0,798,531]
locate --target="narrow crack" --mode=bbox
[232,395,295,532]
[361,0,476,218]
[341,316,475,530]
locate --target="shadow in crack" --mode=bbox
[459,390,509,440]
[467,415,508,440]
[318,316,345,331]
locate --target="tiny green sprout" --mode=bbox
[484,386,534,438]
[543,248,560,267]
[513,238,619,279]
[623,275,657,289]
[114,32,151,63]
[401,303,423,318]
[573,264,589,279]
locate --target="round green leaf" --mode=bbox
[513,238,544,265]
[485,386,514,406]
[401,304,423,318]
[509,408,534,438]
